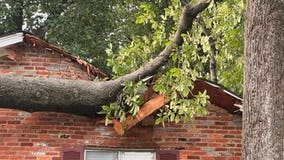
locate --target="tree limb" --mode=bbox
[0,0,211,116]
[197,16,217,82]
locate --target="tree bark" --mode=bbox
[243,0,284,159]
[0,0,211,116]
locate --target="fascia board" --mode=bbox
[0,32,24,48]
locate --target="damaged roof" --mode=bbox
[192,79,243,114]
[0,32,243,117]
[114,79,243,135]
[0,32,107,78]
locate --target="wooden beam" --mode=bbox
[114,94,169,135]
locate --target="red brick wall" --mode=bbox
[0,43,93,80]
[0,104,242,160]
[0,44,242,160]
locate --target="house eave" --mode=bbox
[0,32,107,78]
[0,32,24,48]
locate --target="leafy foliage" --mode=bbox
[98,81,147,125]
[203,0,245,95]
[214,0,244,95]
[105,0,210,124]
[104,0,244,124]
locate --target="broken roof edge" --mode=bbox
[193,79,243,114]
[113,79,243,135]
[0,32,108,79]
[196,78,243,101]
[142,76,243,114]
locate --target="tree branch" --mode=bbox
[116,0,211,83]
[0,0,211,116]
[197,16,217,82]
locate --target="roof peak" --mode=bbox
[0,32,107,79]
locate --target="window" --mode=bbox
[84,150,156,160]
[61,147,178,160]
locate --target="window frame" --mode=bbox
[61,147,84,160]
[84,148,157,160]
[156,150,179,160]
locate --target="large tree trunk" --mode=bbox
[243,0,284,159]
[0,0,211,116]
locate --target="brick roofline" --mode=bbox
[23,33,107,79]
[0,32,107,79]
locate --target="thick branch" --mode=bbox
[0,0,211,116]
[116,0,211,83]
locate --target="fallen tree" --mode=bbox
[0,0,211,116]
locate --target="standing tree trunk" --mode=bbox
[243,0,284,160]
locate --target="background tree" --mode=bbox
[0,0,175,73]
[243,0,284,159]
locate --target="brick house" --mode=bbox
[0,32,242,160]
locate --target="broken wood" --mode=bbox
[114,94,169,135]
